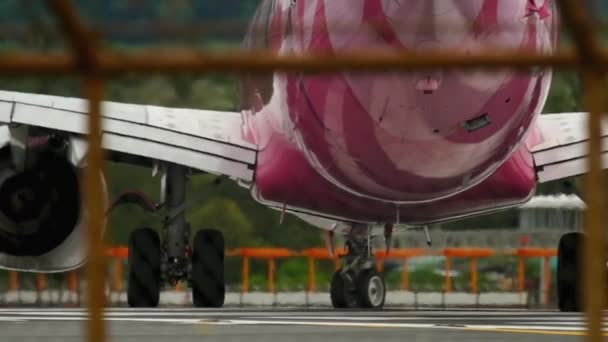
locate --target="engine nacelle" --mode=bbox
[0,146,105,272]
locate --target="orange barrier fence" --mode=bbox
[236,248,293,293]
[5,247,558,298]
[516,248,558,307]
[443,248,495,294]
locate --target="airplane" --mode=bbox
[0,0,597,311]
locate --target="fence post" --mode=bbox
[518,255,526,292]
[9,271,18,291]
[445,256,452,292]
[543,255,551,307]
[242,256,250,293]
[37,274,47,292]
[68,271,79,293]
[67,271,79,306]
[308,256,316,293]
[401,258,409,290]
[268,258,276,293]
[36,274,46,305]
[471,257,478,294]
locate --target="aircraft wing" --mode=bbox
[532,112,608,183]
[0,90,257,182]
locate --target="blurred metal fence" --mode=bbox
[0,0,606,341]
[0,246,556,309]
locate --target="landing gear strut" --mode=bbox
[330,224,386,309]
[126,164,225,308]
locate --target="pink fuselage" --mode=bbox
[241,0,558,224]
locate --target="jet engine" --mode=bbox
[0,130,106,272]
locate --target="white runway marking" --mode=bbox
[0,316,200,323]
[199,319,605,332]
[0,308,602,335]
[263,316,414,321]
[262,315,589,321]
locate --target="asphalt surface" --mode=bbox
[0,308,597,342]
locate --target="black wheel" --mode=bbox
[356,269,386,309]
[330,270,348,308]
[330,269,358,309]
[557,232,584,312]
[191,229,225,308]
[127,227,161,308]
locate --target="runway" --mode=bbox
[0,308,596,341]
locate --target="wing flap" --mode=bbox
[532,113,608,183]
[0,91,257,181]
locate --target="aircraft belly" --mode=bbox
[253,133,536,224]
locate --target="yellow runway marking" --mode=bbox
[466,327,608,337]
[195,318,606,337]
[196,317,608,338]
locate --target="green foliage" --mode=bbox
[188,79,238,109]
[439,209,519,230]
[188,198,256,247]
[107,74,240,111]
[543,72,583,114]
[409,266,445,292]
[74,1,259,22]
[276,258,309,291]
[104,162,322,249]
[106,163,161,244]
[384,269,403,290]
[248,273,268,291]
[110,77,180,107]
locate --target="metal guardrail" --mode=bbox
[3,247,557,308]
[1,0,606,341]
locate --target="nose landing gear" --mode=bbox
[330,224,386,309]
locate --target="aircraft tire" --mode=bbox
[330,270,350,308]
[355,269,386,309]
[191,229,225,308]
[557,232,584,312]
[127,227,161,308]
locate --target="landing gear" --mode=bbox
[125,164,225,308]
[330,225,386,309]
[191,229,225,308]
[357,269,386,308]
[330,269,356,308]
[127,228,161,307]
[557,232,584,312]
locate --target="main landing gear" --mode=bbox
[557,232,584,312]
[123,164,225,308]
[330,224,386,309]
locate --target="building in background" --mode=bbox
[518,194,584,231]
[395,194,584,249]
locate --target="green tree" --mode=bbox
[543,72,583,114]
[187,198,256,247]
